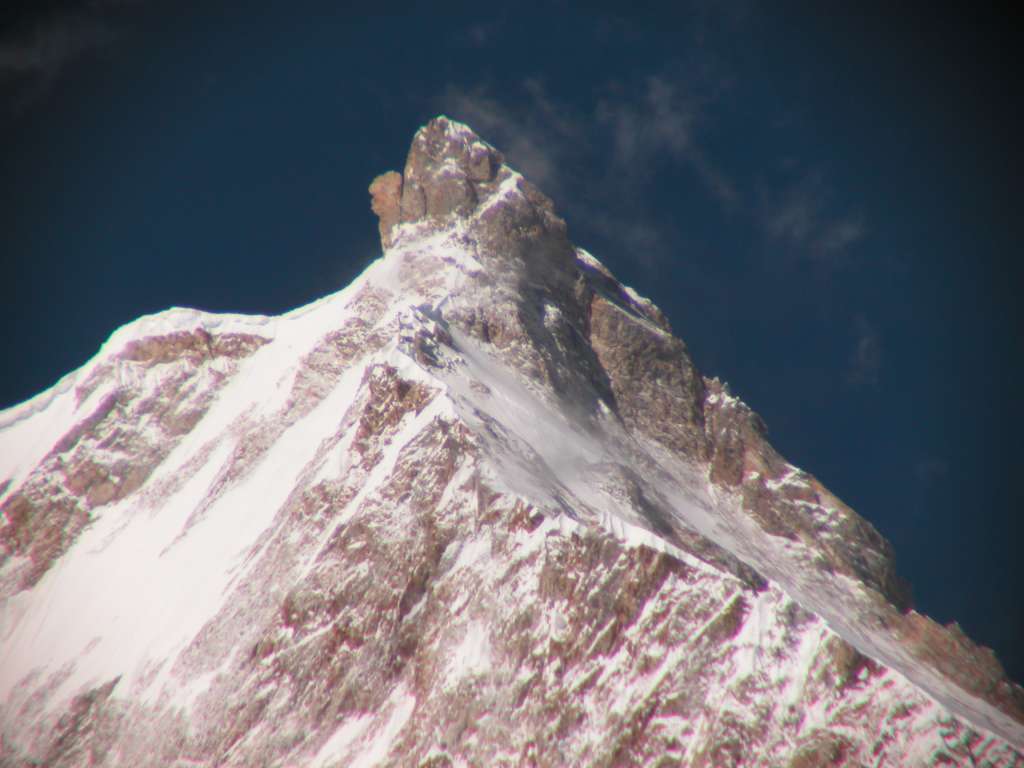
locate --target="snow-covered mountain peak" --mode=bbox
[1,117,1022,765]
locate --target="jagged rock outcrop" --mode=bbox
[399,118,502,221]
[1,116,1022,766]
[701,376,911,609]
[588,291,707,460]
[369,171,403,249]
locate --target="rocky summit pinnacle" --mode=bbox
[1,117,1022,766]
[370,116,575,273]
[370,117,507,239]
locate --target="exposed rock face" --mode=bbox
[397,117,503,223]
[369,171,403,249]
[1,116,1022,766]
[389,117,577,291]
[0,329,267,596]
[589,292,707,460]
[701,377,911,609]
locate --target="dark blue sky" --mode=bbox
[2,2,1021,680]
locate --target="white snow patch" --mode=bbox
[472,170,523,219]
[765,465,811,491]
[311,714,374,768]
[445,622,491,688]
[574,247,609,275]
[353,687,417,768]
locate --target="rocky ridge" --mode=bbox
[0,117,1021,766]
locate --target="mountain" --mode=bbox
[1,117,1021,767]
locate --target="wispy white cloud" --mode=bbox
[915,457,949,486]
[847,314,882,389]
[454,18,504,49]
[438,72,737,266]
[595,76,735,203]
[439,47,863,276]
[439,82,571,195]
[760,170,866,264]
[596,78,689,171]
[0,2,142,113]
[688,148,737,204]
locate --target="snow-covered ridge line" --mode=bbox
[0,366,85,433]
[0,265,397,709]
[0,308,267,431]
[0,278,377,430]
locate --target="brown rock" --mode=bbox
[589,293,707,460]
[701,377,912,608]
[369,171,403,249]
[398,117,503,225]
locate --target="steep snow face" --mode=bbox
[0,246,426,705]
[1,116,1022,766]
